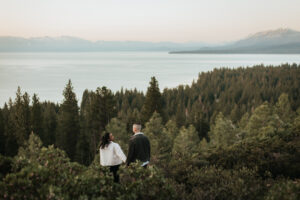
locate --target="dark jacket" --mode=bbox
[126,133,150,166]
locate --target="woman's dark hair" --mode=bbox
[100,132,111,149]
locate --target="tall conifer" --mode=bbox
[31,94,43,138]
[12,87,31,147]
[141,77,163,124]
[0,108,5,154]
[4,100,18,156]
[56,80,80,160]
[42,102,57,146]
[76,90,93,165]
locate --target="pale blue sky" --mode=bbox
[0,0,299,42]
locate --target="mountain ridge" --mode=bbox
[170,28,300,54]
[0,36,209,52]
[1,28,300,53]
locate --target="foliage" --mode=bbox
[118,162,180,200]
[141,77,163,124]
[41,102,57,147]
[172,125,200,157]
[0,155,13,180]
[144,112,173,167]
[264,179,300,200]
[1,64,300,199]
[30,94,43,143]
[0,133,114,200]
[106,117,130,152]
[56,79,80,161]
[208,112,238,147]
[11,87,31,147]
[0,133,179,200]
[186,166,264,200]
[0,109,5,155]
[206,129,300,178]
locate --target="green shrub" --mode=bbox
[0,155,13,180]
[0,133,115,199]
[0,133,181,200]
[186,166,264,200]
[264,179,300,200]
[206,131,300,178]
[117,161,180,200]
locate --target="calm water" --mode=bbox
[0,52,299,106]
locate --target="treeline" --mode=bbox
[0,64,300,199]
[0,64,299,165]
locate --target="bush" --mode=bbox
[264,179,300,200]
[0,133,181,200]
[0,133,115,199]
[117,161,180,200]
[0,155,13,180]
[206,131,300,178]
[186,166,265,200]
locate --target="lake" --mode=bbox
[0,52,299,106]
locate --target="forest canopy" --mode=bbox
[0,63,299,199]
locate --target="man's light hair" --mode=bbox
[133,124,142,131]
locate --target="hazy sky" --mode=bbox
[1,0,300,42]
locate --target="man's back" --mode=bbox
[126,133,150,165]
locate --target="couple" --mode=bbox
[99,124,151,183]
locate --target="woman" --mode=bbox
[99,132,126,183]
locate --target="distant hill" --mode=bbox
[0,36,208,52]
[170,28,300,54]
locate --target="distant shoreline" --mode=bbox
[169,51,300,54]
[0,51,299,55]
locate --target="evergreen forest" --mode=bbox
[0,63,299,199]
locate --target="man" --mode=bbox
[126,124,151,167]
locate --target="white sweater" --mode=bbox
[99,142,127,166]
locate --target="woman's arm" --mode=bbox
[114,143,127,163]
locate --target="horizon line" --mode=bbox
[0,27,298,44]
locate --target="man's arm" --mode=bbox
[126,139,135,166]
[147,137,151,161]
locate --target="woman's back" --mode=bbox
[100,142,126,166]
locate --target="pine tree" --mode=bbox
[163,120,179,144]
[208,112,237,148]
[84,91,101,160]
[188,101,210,140]
[230,104,241,123]
[144,112,164,157]
[246,102,283,138]
[141,77,163,124]
[144,112,171,165]
[3,100,18,156]
[77,87,116,163]
[275,93,293,124]
[56,80,80,161]
[172,125,199,157]
[3,88,30,156]
[0,108,5,154]
[88,87,116,158]
[76,90,94,165]
[161,120,178,164]
[75,130,90,165]
[12,87,31,147]
[91,86,117,133]
[293,107,300,134]
[97,86,117,130]
[31,94,43,139]
[175,101,186,127]
[106,118,129,151]
[42,102,57,146]
[125,108,142,132]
